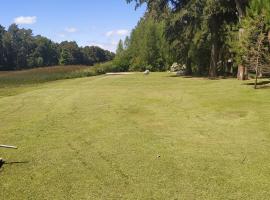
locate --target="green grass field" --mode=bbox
[0,72,270,199]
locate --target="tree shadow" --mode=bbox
[168,74,204,78]
[244,80,270,85]
[169,75,194,78]
[0,160,29,169]
[167,74,232,80]
[243,80,270,89]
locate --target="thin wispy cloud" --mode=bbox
[106,29,130,37]
[14,16,37,25]
[56,27,78,39]
[57,33,66,38]
[106,31,114,37]
[65,27,78,33]
[116,29,129,35]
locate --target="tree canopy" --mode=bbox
[116,0,270,79]
[0,24,115,71]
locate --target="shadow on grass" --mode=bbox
[168,75,194,78]
[168,74,234,80]
[244,80,270,86]
[243,80,270,89]
[0,160,29,169]
[168,73,205,78]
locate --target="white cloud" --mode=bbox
[106,29,130,37]
[65,27,78,33]
[57,33,66,38]
[56,27,77,38]
[14,16,37,25]
[106,31,114,37]
[116,29,129,36]
[88,40,118,52]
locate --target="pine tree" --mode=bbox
[116,40,124,55]
[59,48,72,65]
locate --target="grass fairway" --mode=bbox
[0,73,270,199]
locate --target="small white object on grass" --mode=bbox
[144,70,150,75]
[0,145,17,149]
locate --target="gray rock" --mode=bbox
[144,70,150,75]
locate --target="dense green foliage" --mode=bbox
[119,0,270,77]
[231,0,270,64]
[114,13,171,72]
[0,24,114,71]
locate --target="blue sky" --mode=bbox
[0,0,146,52]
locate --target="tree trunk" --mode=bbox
[258,67,263,78]
[235,0,248,79]
[237,65,248,80]
[209,17,219,78]
[255,66,259,89]
[234,0,245,20]
[186,57,192,75]
[209,41,218,78]
[254,56,259,89]
[268,30,270,45]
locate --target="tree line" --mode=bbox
[114,0,270,79]
[0,24,115,71]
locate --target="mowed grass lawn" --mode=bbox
[0,73,270,199]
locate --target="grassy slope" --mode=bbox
[0,73,270,199]
[0,66,93,98]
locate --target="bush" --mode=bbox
[91,61,124,74]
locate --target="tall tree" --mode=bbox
[235,0,270,87]
[127,0,242,77]
[203,0,239,77]
[0,25,6,70]
[31,36,59,67]
[59,41,83,65]
[116,40,124,55]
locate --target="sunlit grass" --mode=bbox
[0,73,270,199]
